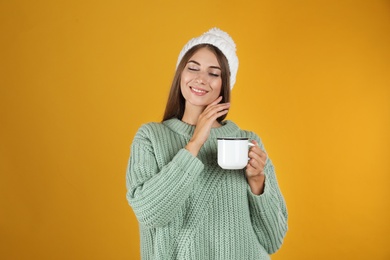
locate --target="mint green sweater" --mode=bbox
[126,118,288,260]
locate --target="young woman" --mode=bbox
[126,28,288,260]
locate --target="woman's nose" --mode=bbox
[195,71,207,84]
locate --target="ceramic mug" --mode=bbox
[217,138,255,169]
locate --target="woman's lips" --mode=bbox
[190,87,208,96]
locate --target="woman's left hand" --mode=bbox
[246,140,267,195]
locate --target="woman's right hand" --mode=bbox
[185,96,230,157]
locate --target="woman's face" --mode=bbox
[180,47,223,108]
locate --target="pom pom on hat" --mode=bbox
[176,28,239,89]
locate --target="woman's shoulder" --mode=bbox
[138,121,163,128]
[136,121,166,136]
[130,122,170,147]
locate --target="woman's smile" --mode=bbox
[190,86,208,95]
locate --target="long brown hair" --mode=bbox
[162,44,231,122]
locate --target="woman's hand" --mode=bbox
[185,96,230,156]
[246,140,267,195]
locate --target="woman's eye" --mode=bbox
[209,73,220,77]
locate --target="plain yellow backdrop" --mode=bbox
[1,0,389,259]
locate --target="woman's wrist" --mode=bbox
[247,174,265,195]
[185,140,202,157]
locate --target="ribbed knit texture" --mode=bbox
[126,118,288,260]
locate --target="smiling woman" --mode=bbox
[125,28,288,260]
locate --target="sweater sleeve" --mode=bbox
[247,136,288,254]
[247,132,288,254]
[126,125,204,228]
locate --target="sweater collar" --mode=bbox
[163,118,241,139]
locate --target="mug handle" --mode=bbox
[247,142,255,161]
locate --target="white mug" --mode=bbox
[217,138,255,170]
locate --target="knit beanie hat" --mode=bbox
[176,28,239,89]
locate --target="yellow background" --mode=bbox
[1,0,389,259]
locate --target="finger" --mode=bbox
[248,158,261,170]
[245,164,256,177]
[249,148,266,167]
[250,141,267,161]
[206,101,230,111]
[209,108,229,121]
[249,145,263,159]
[209,96,223,106]
[248,152,264,170]
[245,163,262,177]
[203,103,230,118]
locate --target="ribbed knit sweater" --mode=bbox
[126,118,288,260]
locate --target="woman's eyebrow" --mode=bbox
[188,60,200,65]
[188,60,221,70]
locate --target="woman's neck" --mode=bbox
[181,106,202,125]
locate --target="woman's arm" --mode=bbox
[245,134,288,254]
[248,159,288,254]
[126,126,203,228]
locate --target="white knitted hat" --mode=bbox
[176,28,239,89]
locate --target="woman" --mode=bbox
[126,28,288,260]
